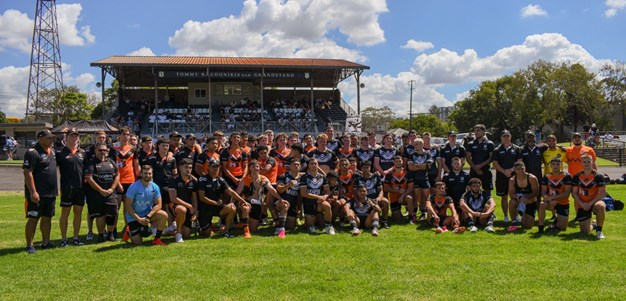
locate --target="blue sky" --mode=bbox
[1,0,625,118]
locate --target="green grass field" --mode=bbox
[1,188,625,300]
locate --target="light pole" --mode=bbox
[408,80,415,130]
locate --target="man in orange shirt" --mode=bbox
[114,126,139,240]
[220,132,249,189]
[566,132,597,176]
[571,154,606,239]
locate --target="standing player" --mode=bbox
[324,126,342,152]
[539,158,572,233]
[168,158,198,242]
[84,130,112,240]
[113,126,139,240]
[269,133,292,177]
[23,130,58,254]
[195,137,220,177]
[422,132,442,190]
[425,182,465,234]
[84,142,120,242]
[407,138,432,221]
[299,158,335,234]
[466,124,495,193]
[355,136,376,171]
[382,156,413,224]
[56,129,86,246]
[307,134,337,174]
[221,132,249,189]
[571,154,606,239]
[346,185,382,236]
[566,132,597,176]
[460,178,496,233]
[492,130,521,222]
[440,131,466,174]
[442,157,470,214]
[124,166,168,246]
[374,134,399,177]
[336,134,356,160]
[507,162,539,231]
[175,134,202,171]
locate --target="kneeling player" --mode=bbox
[124,166,168,246]
[426,182,465,234]
[382,156,412,223]
[507,162,539,231]
[572,154,607,239]
[538,158,571,233]
[169,158,198,242]
[460,178,496,233]
[346,185,382,236]
[276,158,302,231]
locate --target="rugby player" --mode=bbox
[460,178,496,233]
[124,165,168,246]
[507,162,540,231]
[571,154,606,239]
[346,185,382,236]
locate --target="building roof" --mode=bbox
[91,56,368,88]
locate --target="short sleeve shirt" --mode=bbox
[125,181,161,222]
[23,143,58,199]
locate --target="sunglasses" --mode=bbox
[98,149,109,152]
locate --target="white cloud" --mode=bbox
[521,4,548,18]
[74,73,96,90]
[127,47,156,56]
[0,4,94,53]
[402,39,434,52]
[605,0,626,17]
[168,0,387,61]
[0,65,30,118]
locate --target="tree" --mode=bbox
[36,85,93,125]
[600,61,626,129]
[0,110,7,123]
[428,105,441,117]
[391,113,456,136]
[361,106,395,132]
[91,80,119,119]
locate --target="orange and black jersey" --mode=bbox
[220,147,248,177]
[113,145,137,184]
[240,176,271,204]
[354,173,383,199]
[542,173,573,205]
[429,195,453,216]
[258,156,278,184]
[336,147,356,160]
[270,147,291,176]
[303,144,316,154]
[383,170,413,203]
[572,171,605,203]
[196,150,220,176]
[338,172,356,200]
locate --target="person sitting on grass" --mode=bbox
[538,157,572,234]
[571,154,607,239]
[425,182,465,234]
[382,155,412,225]
[460,178,496,233]
[168,158,198,243]
[124,165,168,246]
[507,162,539,232]
[346,185,382,236]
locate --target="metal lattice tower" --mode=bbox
[25,0,64,121]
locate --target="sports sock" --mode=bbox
[596,226,603,232]
[372,219,379,229]
[241,218,249,226]
[278,216,287,228]
[155,230,163,239]
[350,220,357,228]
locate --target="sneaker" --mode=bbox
[278,228,286,239]
[152,238,167,246]
[409,215,417,225]
[308,225,317,233]
[175,233,184,243]
[25,245,37,254]
[351,228,361,236]
[453,226,466,234]
[503,216,510,223]
[507,225,519,232]
[485,225,496,233]
[515,216,521,223]
[41,242,56,249]
[274,227,281,235]
[72,238,85,246]
[435,227,444,234]
[469,225,478,233]
[261,218,269,225]
[545,224,558,233]
[163,225,177,236]
[243,227,251,239]
[86,232,94,241]
[60,239,69,248]
[382,221,390,229]
[222,231,236,238]
[122,226,130,242]
[326,225,336,235]
[108,232,117,242]
[371,228,379,237]
[596,231,606,239]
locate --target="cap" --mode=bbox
[526,131,535,137]
[141,136,152,143]
[447,131,457,137]
[501,130,511,136]
[209,160,221,167]
[573,132,582,137]
[185,133,196,140]
[546,134,556,140]
[37,130,55,139]
[67,128,79,135]
[169,131,182,138]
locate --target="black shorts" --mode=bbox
[283,198,298,218]
[198,204,224,230]
[390,201,401,211]
[576,208,595,222]
[173,204,194,229]
[250,203,263,220]
[303,198,318,216]
[430,215,448,225]
[357,215,369,228]
[87,201,118,219]
[555,204,569,217]
[428,175,437,187]
[25,197,56,218]
[128,220,152,238]
[60,188,85,207]
[160,188,171,205]
[121,183,132,195]
[495,172,511,196]
[413,179,430,189]
[470,167,493,191]
[523,202,538,217]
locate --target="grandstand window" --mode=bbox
[224,84,242,95]
[195,89,207,98]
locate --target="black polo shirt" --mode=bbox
[56,146,86,189]
[441,143,466,171]
[425,146,440,176]
[174,146,197,166]
[146,152,177,189]
[442,170,470,202]
[84,157,118,205]
[493,144,521,171]
[169,175,198,205]
[468,138,495,167]
[197,176,229,209]
[23,143,58,199]
[521,144,547,179]
[136,149,152,167]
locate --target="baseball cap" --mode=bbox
[37,130,55,139]
[526,131,535,137]
[141,136,152,143]
[67,128,79,136]
[546,134,556,140]
[185,133,196,140]
[169,131,182,138]
[209,159,220,167]
[447,131,457,137]
[572,132,582,137]
[501,130,511,136]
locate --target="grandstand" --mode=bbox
[91,56,368,136]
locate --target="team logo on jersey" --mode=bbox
[380,149,395,160]
[315,152,332,162]
[469,195,483,211]
[414,154,427,164]
[358,150,374,161]
[307,176,324,189]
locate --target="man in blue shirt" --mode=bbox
[124,165,168,246]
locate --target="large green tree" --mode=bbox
[0,110,7,123]
[391,113,455,137]
[600,61,626,128]
[361,106,395,132]
[49,85,93,125]
[91,80,119,119]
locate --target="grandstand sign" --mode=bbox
[158,71,309,79]
[345,115,362,135]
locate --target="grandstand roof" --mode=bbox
[91,56,369,87]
